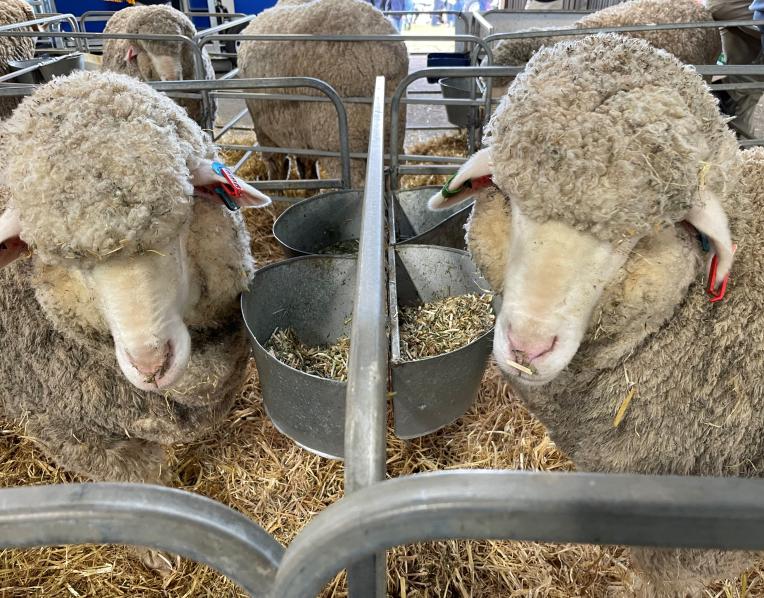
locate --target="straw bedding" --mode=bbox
[0,134,760,597]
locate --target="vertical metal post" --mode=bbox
[344,76,388,598]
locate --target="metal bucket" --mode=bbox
[241,255,356,459]
[393,186,473,251]
[8,53,84,84]
[274,187,472,256]
[439,77,483,129]
[273,190,363,258]
[390,245,494,439]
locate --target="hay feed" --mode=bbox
[316,239,360,255]
[402,131,469,190]
[399,293,494,361]
[266,328,350,382]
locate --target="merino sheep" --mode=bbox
[0,70,269,504]
[237,0,409,187]
[488,0,721,88]
[102,5,217,128]
[430,34,761,596]
[0,0,37,119]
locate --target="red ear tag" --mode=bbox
[707,243,737,304]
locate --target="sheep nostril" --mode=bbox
[507,330,557,363]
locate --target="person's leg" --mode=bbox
[708,0,763,137]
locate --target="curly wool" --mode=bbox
[101,5,217,126]
[0,0,36,119]
[486,34,739,243]
[237,0,409,186]
[491,0,720,87]
[1,70,215,261]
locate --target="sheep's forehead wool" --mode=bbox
[487,34,738,243]
[3,70,213,261]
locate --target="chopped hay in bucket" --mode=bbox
[265,328,350,382]
[316,239,360,255]
[399,293,494,361]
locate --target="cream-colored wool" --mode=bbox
[462,34,763,595]
[237,0,409,186]
[490,0,720,88]
[101,5,217,128]
[0,71,255,484]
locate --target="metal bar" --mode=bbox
[344,76,388,598]
[390,66,521,189]
[0,13,79,33]
[273,470,764,598]
[0,483,283,597]
[193,13,258,42]
[213,107,249,141]
[482,19,764,45]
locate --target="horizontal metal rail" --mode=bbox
[344,76,388,598]
[273,470,764,598]
[482,18,764,45]
[0,483,283,597]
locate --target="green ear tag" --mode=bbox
[440,172,468,199]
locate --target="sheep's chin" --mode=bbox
[492,326,579,386]
[114,331,192,393]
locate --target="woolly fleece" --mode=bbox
[102,5,217,127]
[467,34,762,593]
[491,0,720,88]
[486,34,738,243]
[0,0,36,119]
[237,0,409,186]
[0,71,255,482]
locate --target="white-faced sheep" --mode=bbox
[431,34,761,596]
[488,0,721,89]
[0,71,270,495]
[237,0,409,186]
[102,5,217,128]
[0,0,38,119]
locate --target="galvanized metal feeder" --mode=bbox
[389,245,494,439]
[393,185,473,251]
[273,190,363,258]
[274,186,473,256]
[241,255,356,459]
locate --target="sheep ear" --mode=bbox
[190,160,271,208]
[686,189,735,288]
[428,148,493,210]
[125,45,138,62]
[0,206,26,268]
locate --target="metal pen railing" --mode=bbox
[342,75,389,598]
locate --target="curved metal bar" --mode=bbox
[193,13,258,42]
[153,77,351,188]
[272,470,764,598]
[0,13,80,33]
[389,66,521,189]
[0,483,282,597]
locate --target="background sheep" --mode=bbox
[237,0,409,187]
[488,0,721,89]
[0,0,37,120]
[102,5,217,128]
[432,34,760,596]
[0,70,269,532]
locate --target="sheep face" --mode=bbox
[0,161,270,393]
[430,148,735,386]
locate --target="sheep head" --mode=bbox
[430,35,739,385]
[121,6,197,82]
[0,71,270,393]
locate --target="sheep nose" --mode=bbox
[506,329,556,364]
[127,341,173,378]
